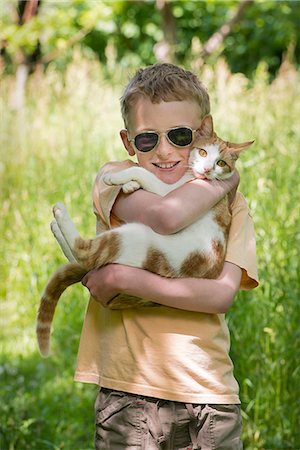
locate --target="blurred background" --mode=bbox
[0,1,299,449]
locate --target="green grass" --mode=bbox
[1,56,299,449]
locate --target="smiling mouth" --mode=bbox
[153,162,180,169]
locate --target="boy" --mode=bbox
[78,63,258,449]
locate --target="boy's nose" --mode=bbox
[155,135,173,159]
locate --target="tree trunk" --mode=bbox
[154,0,177,63]
[10,0,42,110]
[200,0,253,61]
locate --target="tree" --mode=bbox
[1,0,299,81]
[8,0,42,109]
[154,0,177,63]
[199,0,253,62]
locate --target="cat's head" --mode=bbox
[189,115,254,180]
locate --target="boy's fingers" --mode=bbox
[82,269,98,287]
[81,274,89,286]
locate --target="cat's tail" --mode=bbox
[36,263,87,357]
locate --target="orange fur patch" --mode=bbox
[74,232,121,270]
[180,251,209,278]
[204,240,225,279]
[213,197,231,236]
[143,247,176,277]
[108,293,157,309]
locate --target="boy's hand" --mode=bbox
[82,265,120,307]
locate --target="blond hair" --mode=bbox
[121,63,210,128]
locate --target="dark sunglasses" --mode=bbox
[128,126,197,153]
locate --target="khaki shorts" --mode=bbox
[94,389,242,450]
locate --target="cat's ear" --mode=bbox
[228,140,254,154]
[197,114,214,138]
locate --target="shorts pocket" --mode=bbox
[209,404,242,450]
[94,390,144,450]
[96,393,132,424]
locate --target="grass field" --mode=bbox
[1,56,300,450]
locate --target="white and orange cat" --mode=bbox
[36,115,253,356]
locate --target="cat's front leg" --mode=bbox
[53,202,81,251]
[104,167,167,195]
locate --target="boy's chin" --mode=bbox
[152,168,184,184]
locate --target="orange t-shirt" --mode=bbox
[74,160,259,404]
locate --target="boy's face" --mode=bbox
[120,97,202,184]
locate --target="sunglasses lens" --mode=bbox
[168,127,193,147]
[134,133,159,152]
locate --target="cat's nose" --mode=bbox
[204,167,212,173]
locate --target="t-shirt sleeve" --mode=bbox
[225,192,259,290]
[92,160,136,232]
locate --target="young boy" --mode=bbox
[78,63,259,449]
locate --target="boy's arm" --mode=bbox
[83,188,258,313]
[112,172,239,235]
[82,261,242,314]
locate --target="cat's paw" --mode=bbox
[122,181,141,193]
[103,173,124,186]
[50,219,77,263]
[52,202,80,250]
[103,173,141,193]
[53,202,67,219]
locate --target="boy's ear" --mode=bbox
[120,129,136,156]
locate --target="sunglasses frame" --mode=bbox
[128,126,197,153]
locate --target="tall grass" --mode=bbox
[1,54,299,450]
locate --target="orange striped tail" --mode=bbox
[36,263,86,357]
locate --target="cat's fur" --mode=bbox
[36,115,253,356]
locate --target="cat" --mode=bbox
[36,114,253,356]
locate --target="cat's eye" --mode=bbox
[217,160,227,167]
[198,149,207,157]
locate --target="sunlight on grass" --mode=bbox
[1,54,299,449]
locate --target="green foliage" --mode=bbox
[222,0,300,76]
[1,54,300,449]
[206,60,300,449]
[1,0,299,77]
[0,356,97,449]
[0,56,122,449]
